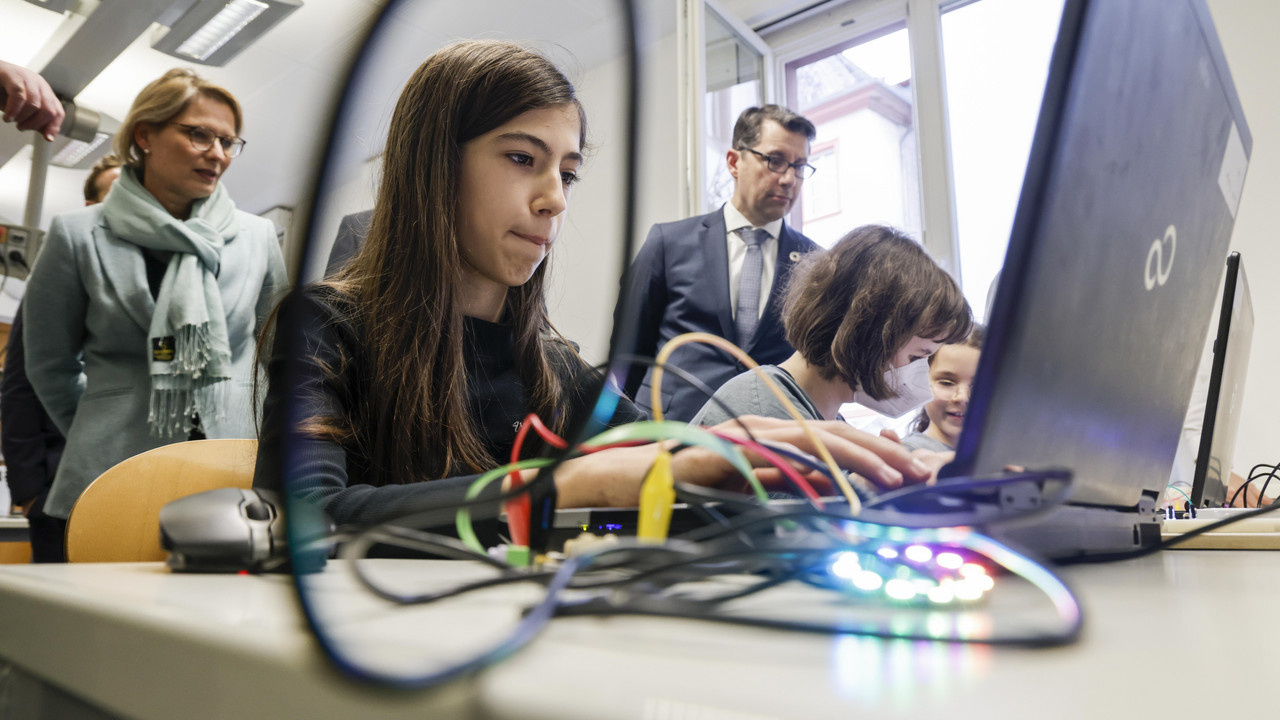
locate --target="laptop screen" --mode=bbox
[946,0,1251,512]
[1190,253,1254,508]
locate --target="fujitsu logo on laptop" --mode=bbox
[1144,224,1176,290]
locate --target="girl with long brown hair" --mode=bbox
[255,42,935,538]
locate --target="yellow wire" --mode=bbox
[650,331,862,514]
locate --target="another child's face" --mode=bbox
[456,103,583,294]
[924,344,981,446]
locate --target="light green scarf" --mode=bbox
[101,166,238,437]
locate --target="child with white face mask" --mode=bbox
[692,224,972,433]
[902,325,984,452]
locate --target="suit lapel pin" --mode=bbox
[789,251,801,262]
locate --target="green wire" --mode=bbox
[579,420,768,502]
[455,421,767,554]
[1167,479,1192,507]
[458,458,555,553]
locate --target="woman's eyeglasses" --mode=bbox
[168,123,246,158]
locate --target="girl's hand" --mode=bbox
[550,415,939,508]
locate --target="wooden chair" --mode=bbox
[65,439,258,563]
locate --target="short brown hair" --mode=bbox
[733,104,816,149]
[783,225,972,400]
[83,153,123,203]
[113,68,242,169]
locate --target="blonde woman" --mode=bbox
[24,69,287,549]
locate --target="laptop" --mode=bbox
[1188,252,1254,509]
[934,0,1250,557]
[1157,254,1276,547]
[561,0,1252,559]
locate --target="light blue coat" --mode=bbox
[23,204,288,518]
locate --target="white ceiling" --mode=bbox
[0,0,381,225]
[0,0,647,226]
[0,0,802,230]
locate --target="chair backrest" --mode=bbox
[66,439,257,563]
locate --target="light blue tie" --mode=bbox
[735,228,769,346]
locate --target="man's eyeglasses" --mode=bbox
[168,123,246,158]
[740,147,816,179]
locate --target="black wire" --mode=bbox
[606,353,759,441]
[1227,476,1252,508]
[553,594,1081,648]
[1224,463,1279,508]
[548,539,1081,647]
[1253,465,1279,508]
[332,504,1081,669]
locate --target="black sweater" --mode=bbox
[254,287,645,542]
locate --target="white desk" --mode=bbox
[0,551,1275,720]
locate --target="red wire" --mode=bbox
[505,414,571,548]
[505,416,536,547]
[709,429,826,507]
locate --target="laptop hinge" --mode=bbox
[1000,480,1044,512]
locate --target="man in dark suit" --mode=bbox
[324,209,373,276]
[613,105,819,421]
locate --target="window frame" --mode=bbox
[753,0,963,277]
[679,0,775,219]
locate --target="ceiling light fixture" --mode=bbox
[153,0,302,67]
[50,132,111,168]
[21,0,77,15]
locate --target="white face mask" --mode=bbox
[852,358,933,419]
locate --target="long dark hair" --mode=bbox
[783,225,972,400]
[307,40,588,486]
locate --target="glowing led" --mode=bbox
[853,570,884,591]
[884,578,917,601]
[904,545,933,563]
[876,546,899,560]
[977,574,995,591]
[935,552,964,569]
[954,578,985,601]
[959,563,987,578]
[830,552,861,580]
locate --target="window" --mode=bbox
[942,0,1065,320]
[698,0,1067,313]
[697,3,769,214]
[801,141,841,230]
[786,24,921,247]
[745,0,1065,433]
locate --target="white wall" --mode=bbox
[804,109,914,246]
[547,1,683,363]
[1204,0,1280,478]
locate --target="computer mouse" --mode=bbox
[159,487,289,573]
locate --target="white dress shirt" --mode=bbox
[723,203,783,323]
